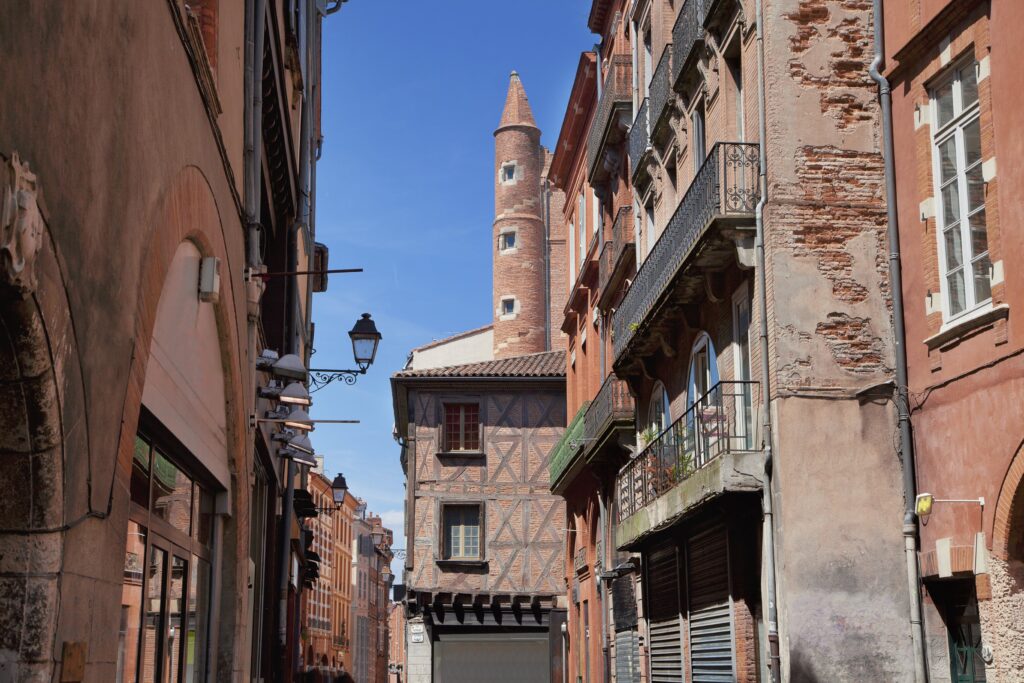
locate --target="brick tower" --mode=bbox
[493,71,548,358]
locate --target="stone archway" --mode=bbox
[981,439,1024,680]
[0,153,65,681]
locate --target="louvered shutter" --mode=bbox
[615,630,642,683]
[687,527,734,682]
[612,575,641,683]
[647,544,684,683]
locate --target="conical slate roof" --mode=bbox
[497,70,538,130]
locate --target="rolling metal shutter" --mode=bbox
[615,630,642,683]
[646,545,684,683]
[433,633,549,682]
[687,527,735,682]
[612,576,641,683]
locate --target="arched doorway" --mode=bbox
[116,239,233,683]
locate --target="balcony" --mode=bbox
[612,142,759,364]
[597,207,635,311]
[582,374,634,461]
[672,0,705,89]
[649,46,673,137]
[628,99,650,183]
[587,55,633,187]
[549,402,589,493]
[574,546,587,574]
[615,381,763,549]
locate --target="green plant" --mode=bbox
[638,426,659,448]
[628,321,640,333]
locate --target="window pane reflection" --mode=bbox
[152,449,193,535]
[117,521,146,683]
[185,557,211,682]
[167,556,187,683]
[141,547,166,683]
[131,438,151,508]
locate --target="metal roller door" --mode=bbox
[687,527,735,682]
[646,545,684,683]
[432,632,549,683]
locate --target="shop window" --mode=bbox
[118,423,215,683]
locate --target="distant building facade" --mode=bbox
[392,73,569,683]
[546,3,641,683]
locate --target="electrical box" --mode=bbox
[199,256,220,303]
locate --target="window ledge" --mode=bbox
[925,304,1009,350]
[436,450,485,459]
[435,559,488,568]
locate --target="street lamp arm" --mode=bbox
[308,368,366,392]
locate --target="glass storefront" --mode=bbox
[118,431,215,683]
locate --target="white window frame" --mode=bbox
[930,57,990,323]
[498,228,518,253]
[578,192,587,263]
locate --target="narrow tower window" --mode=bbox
[501,298,515,316]
[499,230,517,252]
[500,163,518,185]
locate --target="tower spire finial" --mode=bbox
[497,70,537,131]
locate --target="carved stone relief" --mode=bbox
[1,153,44,295]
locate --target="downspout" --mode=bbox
[543,177,552,351]
[591,472,610,683]
[243,0,267,673]
[868,3,927,680]
[753,0,781,680]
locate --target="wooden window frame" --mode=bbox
[439,400,484,455]
[437,501,486,566]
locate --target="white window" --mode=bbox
[501,298,515,316]
[642,25,653,98]
[500,163,517,184]
[645,202,656,256]
[931,59,989,319]
[592,188,602,237]
[499,230,517,251]
[578,192,587,262]
[691,102,707,172]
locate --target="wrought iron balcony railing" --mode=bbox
[612,142,759,362]
[617,381,758,520]
[628,99,650,181]
[672,0,705,87]
[583,374,634,456]
[574,546,587,574]
[598,206,635,309]
[588,55,633,182]
[549,402,589,489]
[649,46,673,134]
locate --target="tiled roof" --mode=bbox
[394,350,565,379]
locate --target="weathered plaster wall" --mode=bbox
[0,2,254,680]
[979,556,1024,682]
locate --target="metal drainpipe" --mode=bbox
[867,2,927,679]
[276,0,304,662]
[591,471,611,683]
[543,177,552,351]
[753,0,781,680]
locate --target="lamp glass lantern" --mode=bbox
[331,473,348,506]
[349,313,382,371]
[371,528,385,546]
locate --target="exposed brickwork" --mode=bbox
[493,73,550,358]
[785,0,876,128]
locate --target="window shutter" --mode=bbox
[647,544,684,683]
[687,527,734,682]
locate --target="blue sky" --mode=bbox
[312,0,594,576]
